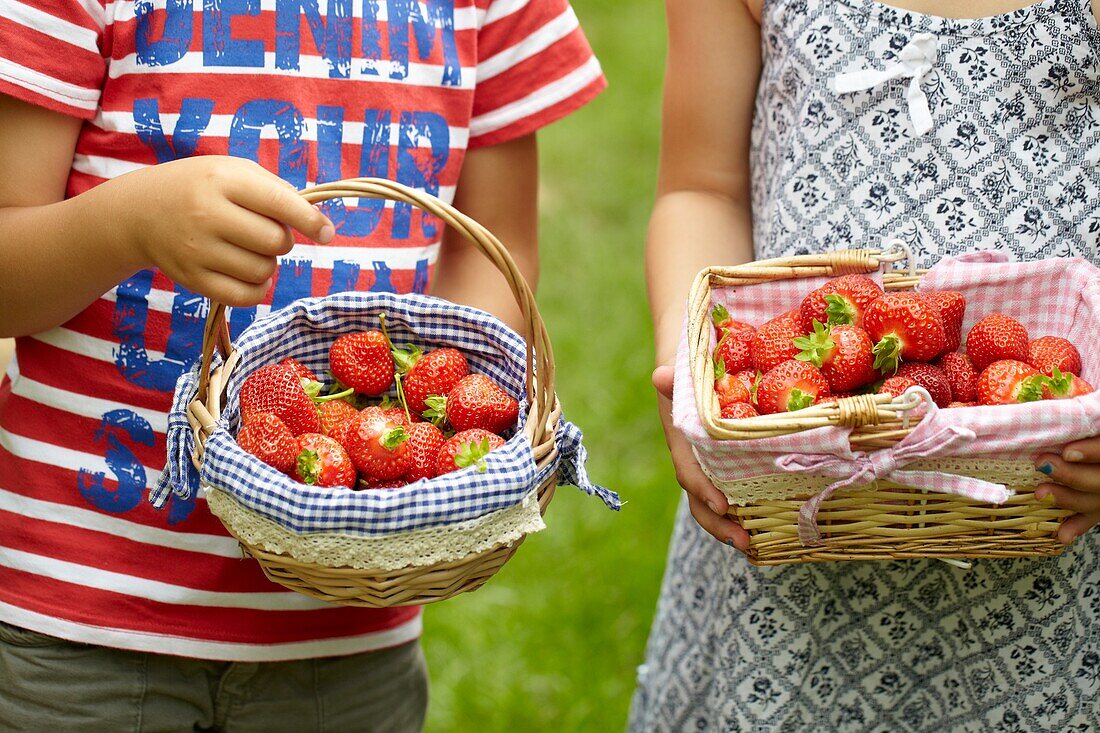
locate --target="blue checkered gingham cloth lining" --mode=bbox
[149,292,620,536]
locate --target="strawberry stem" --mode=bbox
[823,294,856,326]
[312,386,355,403]
[296,449,320,485]
[711,304,730,327]
[378,314,414,424]
[872,334,903,374]
[380,426,408,451]
[786,388,815,412]
[792,319,834,369]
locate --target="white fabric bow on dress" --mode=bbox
[776,397,1013,546]
[834,32,940,136]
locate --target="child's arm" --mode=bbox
[0,95,333,338]
[648,0,762,547]
[432,134,538,331]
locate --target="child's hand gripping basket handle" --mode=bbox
[187,177,558,469]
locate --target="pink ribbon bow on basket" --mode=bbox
[775,392,1013,546]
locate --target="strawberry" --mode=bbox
[345,408,411,482]
[317,399,360,437]
[755,360,831,415]
[965,313,1029,372]
[239,363,323,436]
[280,358,318,383]
[405,422,447,481]
[720,401,759,420]
[714,325,756,375]
[328,410,361,451]
[329,331,395,396]
[382,405,414,426]
[896,362,952,408]
[1028,336,1082,377]
[878,376,919,399]
[403,348,470,414]
[751,311,806,374]
[798,274,883,332]
[236,413,298,472]
[711,304,752,341]
[936,352,979,404]
[293,433,357,488]
[863,293,947,373]
[425,374,519,434]
[436,429,506,476]
[1042,367,1094,400]
[792,321,876,392]
[714,360,751,407]
[921,291,966,354]
[734,370,759,403]
[976,360,1047,405]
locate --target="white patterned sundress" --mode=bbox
[629,1,1100,730]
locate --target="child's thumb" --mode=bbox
[651,365,675,399]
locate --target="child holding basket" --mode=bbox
[0,1,604,729]
[633,0,1100,729]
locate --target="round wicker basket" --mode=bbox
[687,246,1071,565]
[186,178,559,606]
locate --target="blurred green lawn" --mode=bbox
[421,2,677,731]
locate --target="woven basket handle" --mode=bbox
[192,177,556,455]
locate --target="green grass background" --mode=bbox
[421,2,678,730]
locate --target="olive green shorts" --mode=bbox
[0,620,428,732]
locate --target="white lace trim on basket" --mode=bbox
[707,458,1044,504]
[205,486,546,572]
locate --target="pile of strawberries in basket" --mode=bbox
[712,274,1093,419]
[234,318,519,489]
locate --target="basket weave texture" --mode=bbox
[152,178,619,606]
[676,247,1100,565]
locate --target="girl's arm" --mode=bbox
[648,0,763,547]
[0,95,333,337]
[431,134,539,332]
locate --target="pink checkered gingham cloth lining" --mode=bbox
[673,250,1100,496]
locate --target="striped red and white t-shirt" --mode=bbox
[0,0,604,661]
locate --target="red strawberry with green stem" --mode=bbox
[755,359,831,415]
[976,360,1047,405]
[792,320,876,392]
[711,304,752,340]
[937,352,979,403]
[403,348,470,415]
[436,429,506,476]
[1028,336,1082,377]
[965,313,1029,373]
[329,330,395,396]
[293,433,357,488]
[424,374,519,434]
[863,293,947,373]
[798,274,883,332]
[405,422,447,481]
[1042,367,1094,400]
[715,325,756,375]
[237,413,298,472]
[346,407,411,482]
[240,363,323,436]
[922,291,966,354]
[733,370,759,403]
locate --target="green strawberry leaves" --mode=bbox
[296,449,321,485]
[823,294,856,326]
[713,358,727,381]
[380,426,409,451]
[1043,367,1071,398]
[872,334,903,374]
[711,304,731,327]
[792,319,834,369]
[787,388,815,412]
[454,437,493,473]
[422,395,448,427]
